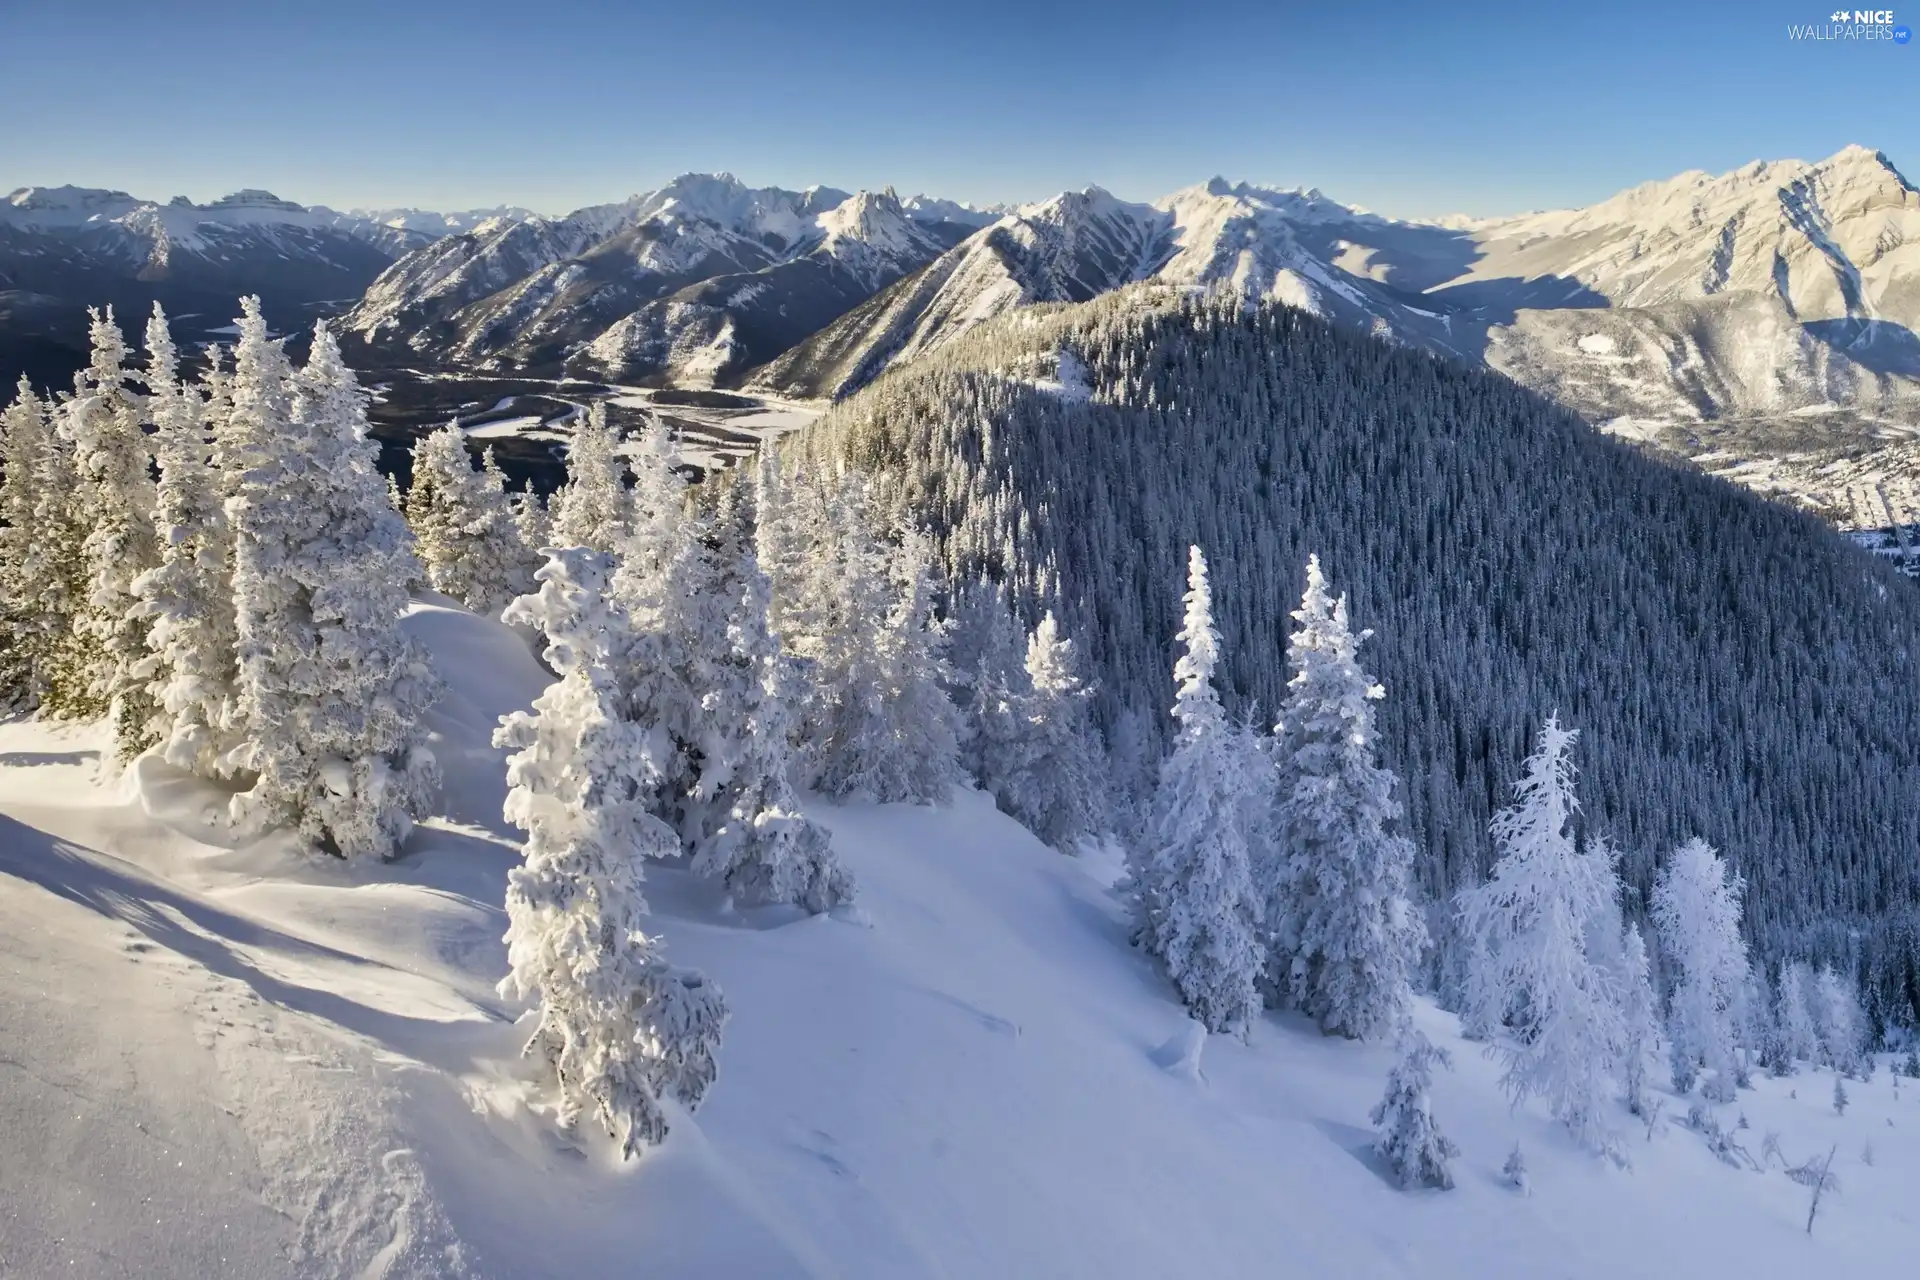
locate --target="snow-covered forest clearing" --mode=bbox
[4,293,1920,1277]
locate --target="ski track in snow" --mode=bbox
[2,599,1919,1277]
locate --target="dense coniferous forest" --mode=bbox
[791,287,1920,1027]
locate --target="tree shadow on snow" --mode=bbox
[1311,1116,1404,1190]
[0,811,515,1072]
[0,749,100,768]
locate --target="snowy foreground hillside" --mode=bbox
[2,598,1916,1279]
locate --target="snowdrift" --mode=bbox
[0,598,1914,1278]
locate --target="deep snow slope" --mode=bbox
[2,599,1917,1278]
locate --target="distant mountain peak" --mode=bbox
[208,189,303,210]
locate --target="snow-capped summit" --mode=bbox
[346,205,541,237]
[899,193,1004,229]
[2,185,147,226]
[812,189,950,289]
[753,178,1473,399]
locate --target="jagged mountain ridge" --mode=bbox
[340,174,1002,384]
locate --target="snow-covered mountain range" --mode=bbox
[341,174,999,383]
[0,185,518,388]
[12,149,1919,519]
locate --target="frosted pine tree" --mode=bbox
[497,546,728,1159]
[1812,967,1864,1074]
[1135,546,1264,1036]
[753,454,845,673]
[800,479,963,804]
[405,424,530,614]
[59,307,162,745]
[1457,715,1626,1152]
[1265,554,1426,1040]
[949,577,1028,786]
[1371,1031,1460,1190]
[1653,838,1751,1101]
[1619,922,1663,1117]
[226,305,439,860]
[606,421,704,824]
[686,501,853,912]
[483,447,541,597]
[1774,962,1820,1071]
[549,403,630,554]
[129,305,239,775]
[870,529,966,803]
[981,612,1110,852]
[780,465,875,756]
[0,377,71,711]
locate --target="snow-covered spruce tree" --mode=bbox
[405,424,531,615]
[1732,968,1771,1088]
[1264,554,1426,1040]
[685,495,853,912]
[977,612,1110,852]
[549,402,630,555]
[1456,715,1626,1153]
[1812,966,1864,1074]
[948,575,1028,785]
[874,528,966,802]
[129,305,239,775]
[604,420,702,819]
[1619,921,1663,1118]
[1653,838,1752,1102]
[1503,1143,1530,1194]
[0,377,73,712]
[610,419,694,639]
[225,305,439,860]
[1774,961,1820,1072]
[1371,1031,1460,1190]
[800,476,963,804]
[751,451,848,671]
[57,307,162,745]
[510,482,551,555]
[780,466,882,772]
[497,546,727,1159]
[1134,546,1264,1036]
[484,447,542,592]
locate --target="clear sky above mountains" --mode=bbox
[2,0,1913,219]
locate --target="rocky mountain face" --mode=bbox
[341,175,996,384]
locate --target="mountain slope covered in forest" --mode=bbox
[789,286,1920,1019]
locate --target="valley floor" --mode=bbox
[1,599,1915,1278]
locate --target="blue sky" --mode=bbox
[0,0,1914,219]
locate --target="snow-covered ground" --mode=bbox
[2,598,1916,1278]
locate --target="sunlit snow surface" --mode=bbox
[2,599,1918,1277]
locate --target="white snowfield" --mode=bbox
[1,598,1915,1278]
